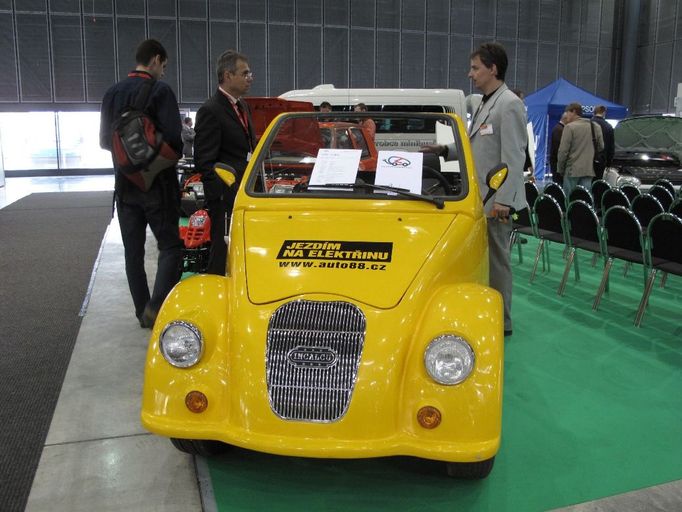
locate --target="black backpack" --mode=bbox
[111,79,179,191]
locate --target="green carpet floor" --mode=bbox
[206,238,682,511]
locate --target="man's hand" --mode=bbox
[420,144,445,155]
[490,202,511,223]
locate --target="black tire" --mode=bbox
[445,457,495,479]
[170,438,229,457]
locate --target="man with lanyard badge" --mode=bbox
[194,50,256,276]
[421,42,527,337]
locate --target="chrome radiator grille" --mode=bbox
[266,300,366,422]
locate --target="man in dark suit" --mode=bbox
[550,112,568,186]
[592,105,614,171]
[194,49,256,275]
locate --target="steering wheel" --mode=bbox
[422,166,452,195]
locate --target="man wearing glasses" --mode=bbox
[194,50,256,275]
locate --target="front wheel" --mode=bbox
[170,438,229,457]
[445,457,495,479]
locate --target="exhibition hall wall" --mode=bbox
[0,0,628,109]
[0,0,680,174]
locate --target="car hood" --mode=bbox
[614,116,682,163]
[242,210,456,309]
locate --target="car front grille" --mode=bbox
[622,165,682,184]
[265,300,366,422]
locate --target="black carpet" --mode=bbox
[0,192,112,512]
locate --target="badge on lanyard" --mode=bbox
[480,123,494,136]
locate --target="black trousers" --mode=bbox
[205,185,236,276]
[116,179,182,319]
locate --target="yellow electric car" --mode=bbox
[141,111,508,479]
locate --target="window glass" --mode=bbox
[350,127,370,157]
[0,111,112,171]
[336,129,352,149]
[0,112,58,170]
[57,112,111,169]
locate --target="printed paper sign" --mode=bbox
[309,149,361,186]
[375,150,423,194]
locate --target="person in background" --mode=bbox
[193,49,256,276]
[354,102,376,140]
[422,42,527,337]
[557,102,604,198]
[99,38,183,329]
[181,116,195,158]
[550,112,569,186]
[319,101,332,113]
[591,105,614,177]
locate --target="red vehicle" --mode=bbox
[180,99,379,270]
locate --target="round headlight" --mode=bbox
[160,321,203,368]
[424,335,475,385]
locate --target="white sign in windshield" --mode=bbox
[309,148,361,186]
[375,150,423,194]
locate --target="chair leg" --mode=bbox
[660,272,668,288]
[558,247,575,296]
[593,257,613,311]
[509,230,517,251]
[635,269,658,327]
[574,251,581,282]
[530,239,545,283]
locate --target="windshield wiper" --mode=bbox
[297,182,445,209]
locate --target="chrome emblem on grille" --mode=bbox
[287,346,338,369]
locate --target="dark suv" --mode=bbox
[611,115,682,185]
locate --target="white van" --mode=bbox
[279,84,467,152]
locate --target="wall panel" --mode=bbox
[350,28,375,88]
[0,0,643,112]
[295,26,322,90]
[268,24,295,96]
[179,20,208,103]
[17,13,52,102]
[0,13,19,102]
[51,14,85,101]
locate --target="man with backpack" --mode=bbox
[99,39,183,329]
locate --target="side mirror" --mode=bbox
[214,162,238,188]
[482,163,509,205]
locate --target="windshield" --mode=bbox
[245,112,466,202]
[615,116,682,161]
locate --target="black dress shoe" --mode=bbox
[504,329,513,336]
[138,305,157,329]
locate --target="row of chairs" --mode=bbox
[535,178,681,217]
[511,183,682,326]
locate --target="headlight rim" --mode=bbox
[423,334,475,386]
[159,320,203,368]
